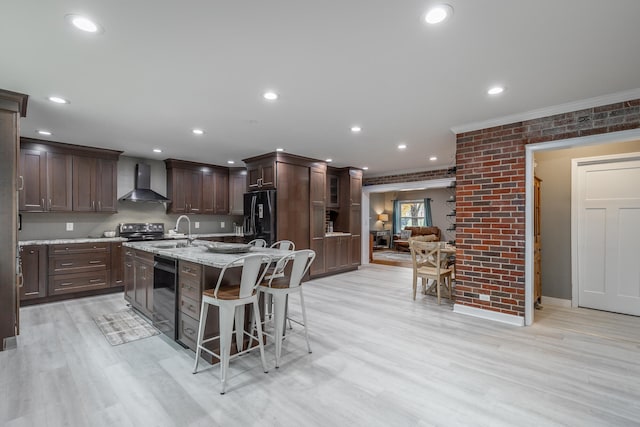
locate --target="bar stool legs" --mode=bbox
[299,287,312,355]
[193,298,268,395]
[270,289,312,368]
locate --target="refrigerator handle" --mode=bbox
[251,195,257,234]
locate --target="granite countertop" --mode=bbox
[123,239,292,269]
[19,237,127,246]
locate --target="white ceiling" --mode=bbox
[2,1,640,176]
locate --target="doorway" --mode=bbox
[360,178,454,266]
[525,129,640,325]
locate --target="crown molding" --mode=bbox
[450,88,640,135]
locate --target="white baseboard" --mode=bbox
[453,304,525,327]
[541,296,571,308]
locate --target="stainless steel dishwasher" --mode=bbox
[153,255,177,340]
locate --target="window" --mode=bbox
[399,201,425,228]
[392,197,432,234]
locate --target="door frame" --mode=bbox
[570,151,640,309]
[524,128,640,325]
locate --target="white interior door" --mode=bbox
[574,154,640,315]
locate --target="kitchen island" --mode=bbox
[123,239,292,363]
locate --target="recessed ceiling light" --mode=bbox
[276,148,285,152]
[66,14,102,33]
[326,158,333,163]
[488,86,505,95]
[192,129,204,135]
[48,96,69,104]
[362,166,369,170]
[429,156,438,161]
[351,126,362,133]
[263,91,278,101]
[227,160,235,164]
[153,148,162,153]
[37,130,52,136]
[398,144,407,150]
[425,4,453,24]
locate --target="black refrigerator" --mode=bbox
[243,190,276,246]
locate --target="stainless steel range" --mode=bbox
[118,223,165,241]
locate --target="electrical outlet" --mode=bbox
[220,221,225,228]
[66,222,74,231]
[479,294,490,302]
[194,222,200,229]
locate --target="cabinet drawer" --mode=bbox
[49,242,110,255]
[134,250,154,263]
[180,294,202,321]
[48,270,110,295]
[177,313,199,351]
[179,277,201,302]
[179,260,202,282]
[49,253,109,275]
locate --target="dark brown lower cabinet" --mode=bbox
[325,235,351,272]
[123,249,134,302]
[20,241,124,305]
[110,242,124,287]
[48,242,111,297]
[19,245,47,300]
[125,249,154,318]
[48,271,110,296]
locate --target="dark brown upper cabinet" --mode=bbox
[246,158,275,190]
[19,149,73,212]
[228,168,246,215]
[165,159,229,215]
[72,156,117,212]
[19,138,121,213]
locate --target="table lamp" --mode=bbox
[378,213,389,228]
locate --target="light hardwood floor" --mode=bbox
[1,264,639,426]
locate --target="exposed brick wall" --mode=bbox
[363,168,452,186]
[455,99,640,317]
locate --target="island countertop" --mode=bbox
[123,239,292,268]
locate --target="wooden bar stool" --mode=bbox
[259,249,315,368]
[192,253,271,394]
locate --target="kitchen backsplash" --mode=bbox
[19,202,243,241]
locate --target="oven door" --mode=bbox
[153,255,177,340]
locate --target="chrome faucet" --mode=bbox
[175,215,193,245]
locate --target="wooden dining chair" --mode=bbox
[409,240,453,304]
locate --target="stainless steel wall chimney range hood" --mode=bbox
[119,163,170,202]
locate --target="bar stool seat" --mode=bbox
[192,253,272,394]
